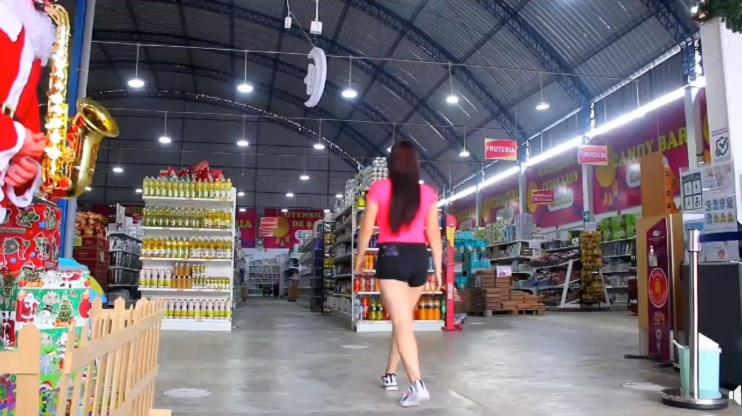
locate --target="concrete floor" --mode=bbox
[154,299,737,415]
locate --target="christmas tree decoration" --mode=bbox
[693,0,742,33]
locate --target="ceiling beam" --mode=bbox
[91,29,449,187]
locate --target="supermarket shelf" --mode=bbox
[333,273,352,279]
[108,233,142,243]
[141,257,231,263]
[109,249,141,255]
[544,246,579,253]
[141,226,232,234]
[490,256,533,262]
[355,320,444,333]
[600,237,635,245]
[333,253,353,263]
[601,269,636,275]
[334,204,353,219]
[330,293,352,299]
[107,284,138,288]
[334,233,353,246]
[161,318,231,332]
[143,195,234,206]
[140,288,231,294]
[605,285,629,290]
[530,280,581,290]
[603,254,633,259]
[487,240,529,248]
[531,259,578,270]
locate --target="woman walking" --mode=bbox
[355,141,442,407]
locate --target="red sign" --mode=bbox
[531,189,554,204]
[525,151,583,228]
[261,209,324,249]
[236,208,258,248]
[577,144,609,165]
[646,218,672,363]
[259,216,278,230]
[591,94,696,214]
[484,139,518,161]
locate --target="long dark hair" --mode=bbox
[388,141,421,232]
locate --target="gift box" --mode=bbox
[0,203,62,275]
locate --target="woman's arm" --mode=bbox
[354,201,379,274]
[424,204,443,290]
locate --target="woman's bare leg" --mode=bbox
[380,279,425,383]
[385,286,425,375]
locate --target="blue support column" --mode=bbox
[60,0,92,258]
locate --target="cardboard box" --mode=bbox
[80,236,108,250]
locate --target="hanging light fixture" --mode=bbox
[445,63,459,105]
[238,207,247,213]
[127,44,145,88]
[236,115,249,147]
[158,111,172,144]
[313,119,326,149]
[300,156,310,181]
[236,50,254,94]
[418,179,425,185]
[535,72,550,111]
[84,186,92,192]
[341,56,358,99]
[335,193,343,199]
[286,192,295,198]
[459,127,470,158]
[112,166,124,174]
[386,123,396,153]
[237,191,245,197]
[135,188,143,194]
[281,208,289,213]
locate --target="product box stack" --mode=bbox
[73,212,110,286]
[0,269,94,415]
[470,271,545,315]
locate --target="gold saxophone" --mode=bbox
[42,4,119,198]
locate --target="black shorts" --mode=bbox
[376,243,429,287]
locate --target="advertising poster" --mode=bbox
[525,151,583,228]
[480,174,519,225]
[484,139,518,161]
[591,97,689,215]
[262,209,324,249]
[531,189,554,204]
[646,218,671,363]
[236,208,258,248]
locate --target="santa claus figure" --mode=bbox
[0,0,55,221]
[15,291,40,323]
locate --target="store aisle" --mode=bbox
[154,300,734,415]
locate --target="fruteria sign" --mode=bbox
[577,144,609,165]
[525,150,583,228]
[531,189,554,205]
[484,139,518,161]
[590,96,693,215]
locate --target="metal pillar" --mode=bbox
[60,0,95,258]
[661,230,727,410]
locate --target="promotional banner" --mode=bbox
[480,173,520,225]
[531,189,554,204]
[484,139,518,161]
[591,97,689,214]
[525,151,583,228]
[236,208,258,248]
[262,209,324,249]
[577,144,609,165]
[646,218,672,363]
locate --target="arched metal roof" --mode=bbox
[74,0,698,208]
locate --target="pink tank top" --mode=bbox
[366,179,438,244]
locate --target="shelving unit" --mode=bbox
[487,240,536,276]
[140,185,236,332]
[107,233,142,293]
[297,229,325,311]
[600,237,636,306]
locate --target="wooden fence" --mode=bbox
[0,297,170,415]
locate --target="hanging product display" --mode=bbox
[140,162,236,332]
[580,231,609,306]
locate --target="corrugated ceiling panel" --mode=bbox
[93,0,134,30]
[576,17,676,94]
[184,7,229,44]
[509,80,580,134]
[131,1,182,35]
[234,0,284,18]
[413,0,494,60]
[386,38,448,99]
[466,29,543,105]
[519,0,649,66]
[336,8,402,57]
[377,0,427,20]
[234,21,282,51]
[398,124,449,157]
[363,83,414,122]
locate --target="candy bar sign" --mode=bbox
[577,144,608,165]
[484,139,518,161]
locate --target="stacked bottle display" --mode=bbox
[143,207,232,229]
[142,237,233,259]
[140,265,231,290]
[165,298,232,320]
[356,295,444,321]
[354,274,438,293]
[143,177,233,199]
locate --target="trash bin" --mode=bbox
[676,335,722,400]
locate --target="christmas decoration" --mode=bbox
[693,0,742,33]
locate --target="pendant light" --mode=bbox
[445,63,459,105]
[127,44,145,88]
[236,115,249,147]
[313,119,325,150]
[459,127,470,158]
[237,50,254,94]
[341,57,358,99]
[158,111,172,144]
[535,72,550,111]
[300,156,310,181]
